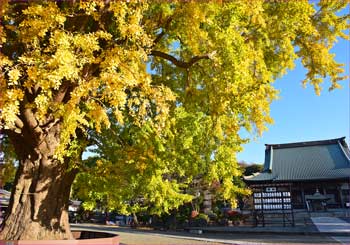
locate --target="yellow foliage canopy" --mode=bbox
[0,0,348,212]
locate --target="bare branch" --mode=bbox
[152,17,173,47]
[150,50,215,69]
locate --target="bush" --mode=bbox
[196,213,209,222]
[226,210,243,222]
[189,213,209,227]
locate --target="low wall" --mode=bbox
[0,231,119,245]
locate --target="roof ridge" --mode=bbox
[265,137,346,149]
[338,141,350,164]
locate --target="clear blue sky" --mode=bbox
[237,36,350,164]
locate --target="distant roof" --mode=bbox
[245,137,350,182]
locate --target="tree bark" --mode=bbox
[0,126,78,240]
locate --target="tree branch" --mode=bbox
[14,115,24,130]
[53,80,70,103]
[41,118,60,133]
[153,31,166,47]
[152,17,173,47]
[150,50,215,69]
[22,108,43,138]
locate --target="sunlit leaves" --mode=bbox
[7,68,21,85]
[1,89,24,129]
[0,1,175,160]
[19,2,66,43]
[0,1,348,214]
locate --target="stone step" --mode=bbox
[241,209,349,226]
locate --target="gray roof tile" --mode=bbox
[245,137,350,182]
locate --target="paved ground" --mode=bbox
[72,224,340,244]
[72,210,350,244]
[311,217,350,245]
[332,236,350,245]
[184,225,319,235]
[341,217,350,223]
[311,217,350,233]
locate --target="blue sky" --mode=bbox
[237,36,350,164]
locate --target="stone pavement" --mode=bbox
[311,217,350,234]
[311,216,350,244]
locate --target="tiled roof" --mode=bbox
[245,137,350,182]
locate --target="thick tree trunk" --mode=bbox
[0,126,78,240]
[0,158,77,240]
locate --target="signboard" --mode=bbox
[266,187,276,192]
[253,191,292,210]
[250,183,295,227]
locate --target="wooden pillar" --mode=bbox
[338,184,345,208]
[301,185,306,209]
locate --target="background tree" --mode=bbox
[0,0,348,240]
[0,134,17,189]
[73,107,247,217]
[239,161,264,176]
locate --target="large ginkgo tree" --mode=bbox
[0,0,348,240]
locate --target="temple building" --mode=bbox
[245,137,350,210]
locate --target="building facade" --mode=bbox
[245,137,350,210]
